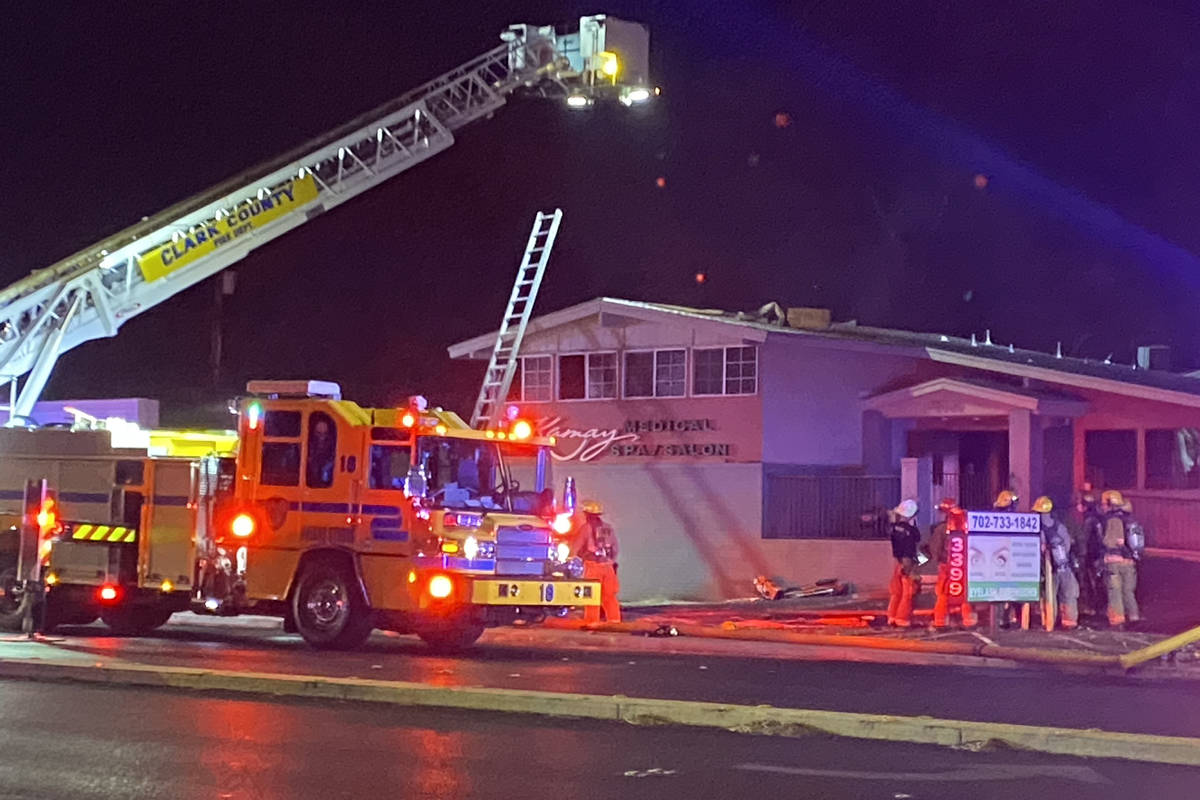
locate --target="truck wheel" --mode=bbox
[100,606,173,636]
[416,618,485,651]
[0,561,34,632]
[291,560,373,650]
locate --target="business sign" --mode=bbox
[137,175,318,282]
[965,511,1041,603]
[539,415,734,462]
[945,529,967,598]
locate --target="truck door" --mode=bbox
[362,428,412,552]
[242,406,304,600]
[142,459,196,592]
[358,427,413,611]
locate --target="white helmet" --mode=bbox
[894,499,919,519]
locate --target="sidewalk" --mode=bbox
[616,591,1200,672]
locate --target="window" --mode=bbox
[1085,430,1137,490]
[415,437,504,510]
[624,352,654,398]
[725,346,757,394]
[264,411,301,438]
[692,349,724,395]
[558,355,585,400]
[519,355,552,402]
[1146,428,1200,490]
[693,347,757,396]
[626,350,688,398]
[654,349,686,397]
[587,352,618,399]
[261,442,301,486]
[306,412,337,488]
[369,445,412,490]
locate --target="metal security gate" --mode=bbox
[763,474,901,540]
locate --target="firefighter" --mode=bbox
[572,499,621,623]
[927,498,976,628]
[1100,491,1145,629]
[1076,492,1106,617]
[992,489,1021,627]
[993,489,1019,512]
[1034,496,1078,629]
[887,499,921,627]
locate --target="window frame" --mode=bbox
[518,355,553,403]
[622,349,656,399]
[368,443,413,491]
[691,346,758,397]
[691,347,726,397]
[556,351,620,402]
[586,351,619,400]
[1144,427,1200,490]
[724,345,758,395]
[305,411,338,489]
[258,407,302,488]
[653,348,688,398]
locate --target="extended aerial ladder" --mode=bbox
[0,15,651,422]
[470,208,563,429]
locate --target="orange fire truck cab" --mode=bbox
[212,380,598,649]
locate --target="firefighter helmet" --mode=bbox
[937,497,957,513]
[1101,489,1126,509]
[581,499,604,515]
[1032,496,1053,513]
[993,489,1019,509]
[894,499,919,519]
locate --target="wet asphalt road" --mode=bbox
[1,680,1195,800]
[23,615,1200,739]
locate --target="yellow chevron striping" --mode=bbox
[88,526,111,541]
[72,525,94,540]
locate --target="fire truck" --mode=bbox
[0,14,652,647]
[1,381,596,649]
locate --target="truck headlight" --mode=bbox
[555,541,571,562]
[464,536,479,560]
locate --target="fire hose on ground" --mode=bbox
[546,618,1200,672]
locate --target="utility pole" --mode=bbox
[211,271,237,388]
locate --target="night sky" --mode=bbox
[4,1,1200,424]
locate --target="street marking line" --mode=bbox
[734,762,1111,785]
[0,656,1195,767]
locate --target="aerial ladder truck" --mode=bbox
[0,14,652,648]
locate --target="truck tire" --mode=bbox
[100,606,173,636]
[291,559,373,650]
[416,617,485,651]
[0,560,34,632]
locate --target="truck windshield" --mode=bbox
[416,437,509,511]
[414,437,551,514]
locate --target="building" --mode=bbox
[450,298,1200,601]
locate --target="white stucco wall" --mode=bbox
[565,461,894,601]
[759,336,933,466]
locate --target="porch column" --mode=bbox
[1008,409,1043,510]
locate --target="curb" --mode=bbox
[1,657,1198,766]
